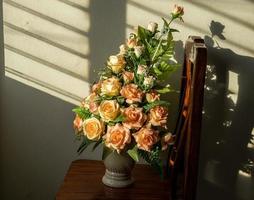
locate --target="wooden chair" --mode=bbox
[168,36,207,200]
[56,36,207,200]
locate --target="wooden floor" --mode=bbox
[56,160,171,200]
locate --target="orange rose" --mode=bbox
[99,100,120,122]
[83,117,105,141]
[104,123,131,153]
[120,84,144,104]
[146,90,160,103]
[122,105,147,129]
[107,54,126,73]
[101,77,121,96]
[148,106,168,127]
[161,133,175,151]
[73,115,83,132]
[123,71,134,83]
[133,127,159,151]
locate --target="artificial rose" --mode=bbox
[101,77,121,96]
[127,33,138,48]
[133,127,159,151]
[148,105,168,127]
[172,5,184,17]
[143,76,155,86]
[107,54,126,73]
[122,105,147,129]
[73,115,83,132]
[137,64,147,75]
[134,46,144,58]
[120,84,144,104]
[99,100,120,122]
[83,117,104,141]
[104,123,131,153]
[119,44,128,55]
[146,90,160,103]
[81,93,99,114]
[91,81,101,94]
[123,71,134,83]
[161,132,175,151]
[147,22,158,33]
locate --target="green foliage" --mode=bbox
[138,147,163,176]
[127,145,139,162]
[143,100,170,112]
[107,114,125,126]
[72,107,91,119]
[156,85,173,94]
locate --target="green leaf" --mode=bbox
[72,107,92,119]
[156,86,173,94]
[102,146,112,160]
[108,114,125,125]
[143,100,170,112]
[92,139,102,151]
[127,146,139,162]
[77,136,93,155]
[116,96,125,105]
[138,26,152,43]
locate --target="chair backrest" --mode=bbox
[168,36,207,200]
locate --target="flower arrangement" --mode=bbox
[73,5,184,173]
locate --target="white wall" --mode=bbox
[0,0,254,199]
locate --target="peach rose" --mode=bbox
[120,84,144,104]
[122,105,147,129]
[81,93,99,114]
[133,127,159,151]
[137,64,147,75]
[101,77,121,96]
[148,106,168,127]
[73,115,83,132]
[107,54,126,73]
[83,117,105,141]
[122,71,134,83]
[99,100,120,122]
[104,123,131,153]
[134,46,144,58]
[146,90,160,103]
[91,82,101,94]
[127,33,138,48]
[161,133,175,151]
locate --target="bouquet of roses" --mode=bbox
[73,5,184,172]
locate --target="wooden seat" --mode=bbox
[56,36,207,200]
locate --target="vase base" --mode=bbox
[102,169,134,188]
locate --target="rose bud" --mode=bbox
[123,71,134,83]
[127,33,138,48]
[147,22,158,33]
[134,46,144,58]
[119,44,128,55]
[107,54,126,74]
[172,5,184,18]
[161,133,175,151]
[143,76,155,86]
[137,64,147,75]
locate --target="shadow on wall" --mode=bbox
[198,21,254,200]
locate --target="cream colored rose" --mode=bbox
[161,132,175,151]
[123,105,147,130]
[99,100,120,122]
[148,106,168,127]
[119,44,128,55]
[101,77,121,96]
[123,71,134,83]
[104,123,131,153]
[172,5,184,17]
[133,127,159,151]
[127,33,137,48]
[146,90,160,103]
[120,84,144,104]
[134,46,144,58]
[83,117,105,141]
[144,76,155,86]
[147,22,158,33]
[137,65,147,75]
[73,115,83,132]
[107,54,126,73]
